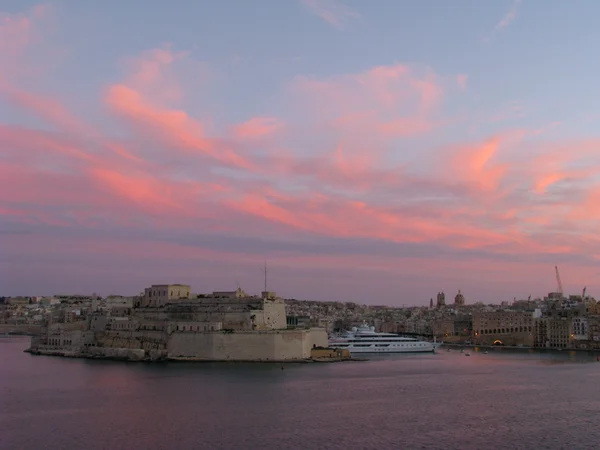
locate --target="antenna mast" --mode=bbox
[264,261,267,293]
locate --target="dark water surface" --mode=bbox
[2,337,600,449]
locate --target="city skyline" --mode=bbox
[2,1,600,303]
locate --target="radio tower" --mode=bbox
[263,261,268,293]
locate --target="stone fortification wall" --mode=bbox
[170,321,222,332]
[134,307,253,330]
[28,345,165,361]
[0,324,42,335]
[253,300,286,330]
[90,315,109,332]
[96,330,168,351]
[28,327,328,362]
[132,297,287,331]
[87,347,147,360]
[167,328,328,361]
[194,296,263,305]
[49,321,87,332]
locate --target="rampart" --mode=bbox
[0,324,43,335]
[167,328,328,361]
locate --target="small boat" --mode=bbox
[460,349,464,353]
[465,352,471,356]
[483,351,488,354]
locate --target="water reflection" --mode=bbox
[3,337,600,450]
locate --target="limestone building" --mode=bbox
[472,310,534,346]
[29,283,328,362]
[436,292,446,308]
[454,290,465,307]
[141,284,191,307]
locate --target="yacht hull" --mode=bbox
[328,341,442,354]
[328,321,442,355]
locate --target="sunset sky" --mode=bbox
[2,1,600,304]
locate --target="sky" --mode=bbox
[1,1,600,304]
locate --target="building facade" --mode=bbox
[473,310,533,346]
[141,284,191,307]
[29,284,327,362]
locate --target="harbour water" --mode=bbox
[2,337,600,449]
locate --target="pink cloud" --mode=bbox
[300,0,360,30]
[530,121,563,136]
[3,12,600,302]
[291,63,444,142]
[457,74,468,90]
[0,4,45,55]
[122,44,192,103]
[233,117,283,140]
[447,134,516,194]
[534,172,566,194]
[528,140,600,195]
[105,84,254,170]
[495,0,522,30]
[0,82,95,135]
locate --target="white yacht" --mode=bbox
[328,322,442,354]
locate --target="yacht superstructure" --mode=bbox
[328,322,442,354]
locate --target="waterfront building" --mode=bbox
[28,284,328,362]
[547,317,572,348]
[433,315,472,342]
[572,317,588,340]
[532,305,590,349]
[433,319,454,339]
[532,318,549,348]
[472,310,534,346]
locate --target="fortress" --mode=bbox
[27,284,328,362]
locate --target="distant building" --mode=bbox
[433,316,472,342]
[8,297,31,306]
[547,317,572,348]
[453,317,472,337]
[572,317,587,340]
[436,292,446,308]
[29,283,328,362]
[141,284,191,307]
[287,315,312,328]
[454,290,465,307]
[472,310,533,346]
[433,319,454,338]
[532,318,548,347]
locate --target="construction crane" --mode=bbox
[555,265,564,296]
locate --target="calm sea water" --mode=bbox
[2,337,600,450]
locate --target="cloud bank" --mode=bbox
[1,4,599,303]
